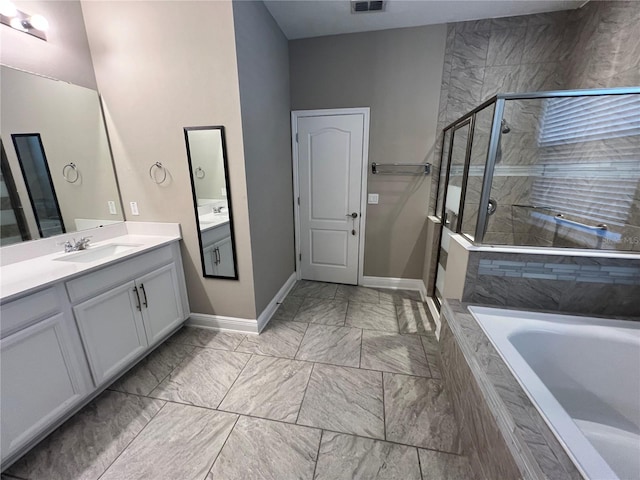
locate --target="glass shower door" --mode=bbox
[433,120,471,308]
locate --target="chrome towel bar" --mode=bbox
[371,162,431,175]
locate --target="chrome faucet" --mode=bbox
[59,236,92,253]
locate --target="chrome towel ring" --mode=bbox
[149,162,167,184]
[195,167,205,179]
[62,163,79,183]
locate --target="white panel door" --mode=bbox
[297,113,365,284]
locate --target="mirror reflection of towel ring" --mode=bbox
[195,167,205,179]
[149,162,167,184]
[62,163,79,183]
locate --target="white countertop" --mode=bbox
[0,222,181,303]
[199,213,230,232]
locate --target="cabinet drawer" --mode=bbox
[0,288,60,338]
[201,222,230,247]
[66,245,174,304]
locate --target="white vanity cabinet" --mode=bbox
[0,287,92,462]
[202,222,234,276]
[0,239,189,469]
[69,246,185,387]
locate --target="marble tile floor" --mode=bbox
[5,281,478,480]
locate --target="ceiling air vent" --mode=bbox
[351,1,386,13]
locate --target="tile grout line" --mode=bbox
[417,445,425,480]
[104,390,465,457]
[204,414,240,478]
[146,345,201,397]
[95,399,169,480]
[311,429,324,479]
[358,326,364,368]
[294,362,316,425]
[381,371,387,441]
[292,321,310,361]
[419,335,434,379]
[214,353,254,409]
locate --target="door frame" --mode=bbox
[291,107,370,284]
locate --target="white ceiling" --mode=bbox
[263,0,585,40]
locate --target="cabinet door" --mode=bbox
[215,236,236,277]
[202,244,217,276]
[1,313,86,459]
[73,282,147,386]
[137,263,184,346]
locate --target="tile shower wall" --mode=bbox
[431,2,640,251]
[462,251,640,317]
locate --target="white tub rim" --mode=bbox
[468,306,640,480]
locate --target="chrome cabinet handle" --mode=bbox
[140,283,148,308]
[214,247,220,265]
[133,286,141,311]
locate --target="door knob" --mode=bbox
[346,212,358,218]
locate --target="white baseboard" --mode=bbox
[257,272,297,333]
[186,271,297,335]
[361,276,428,302]
[187,313,259,334]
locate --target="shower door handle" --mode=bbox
[487,199,498,215]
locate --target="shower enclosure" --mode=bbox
[432,87,640,307]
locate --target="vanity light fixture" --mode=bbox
[0,1,49,41]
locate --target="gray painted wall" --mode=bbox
[290,25,447,279]
[233,1,295,314]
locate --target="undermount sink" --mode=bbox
[54,243,142,263]
[199,213,229,225]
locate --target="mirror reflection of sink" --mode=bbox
[199,213,229,226]
[54,243,142,263]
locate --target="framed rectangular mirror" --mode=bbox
[184,126,239,280]
[0,66,124,246]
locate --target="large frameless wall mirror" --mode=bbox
[0,66,124,246]
[184,126,239,279]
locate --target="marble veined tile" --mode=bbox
[360,331,430,377]
[109,341,195,396]
[345,302,398,332]
[272,295,304,320]
[100,402,237,480]
[335,284,380,303]
[384,374,461,453]
[396,302,436,335]
[422,335,442,379]
[486,27,526,66]
[8,391,165,480]
[419,449,477,480]
[219,355,313,422]
[236,319,307,358]
[293,297,348,325]
[149,348,250,409]
[378,289,422,305]
[315,432,421,480]
[297,364,384,439]
[295,324,362,367]
[451,29,490,70]
[169,326,245,351]
[207,416,320,480]
[290,280,338,299]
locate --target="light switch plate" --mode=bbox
[130,201,139,215]
[368,193,379,204]
[108,201,117,215]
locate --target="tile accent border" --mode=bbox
[440,299,582,480]
[187,272,297,334]
[360,276,427,302]
[478,259,640,285]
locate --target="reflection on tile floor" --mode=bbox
[7,282,478,480]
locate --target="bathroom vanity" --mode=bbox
[0,222,189,469]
